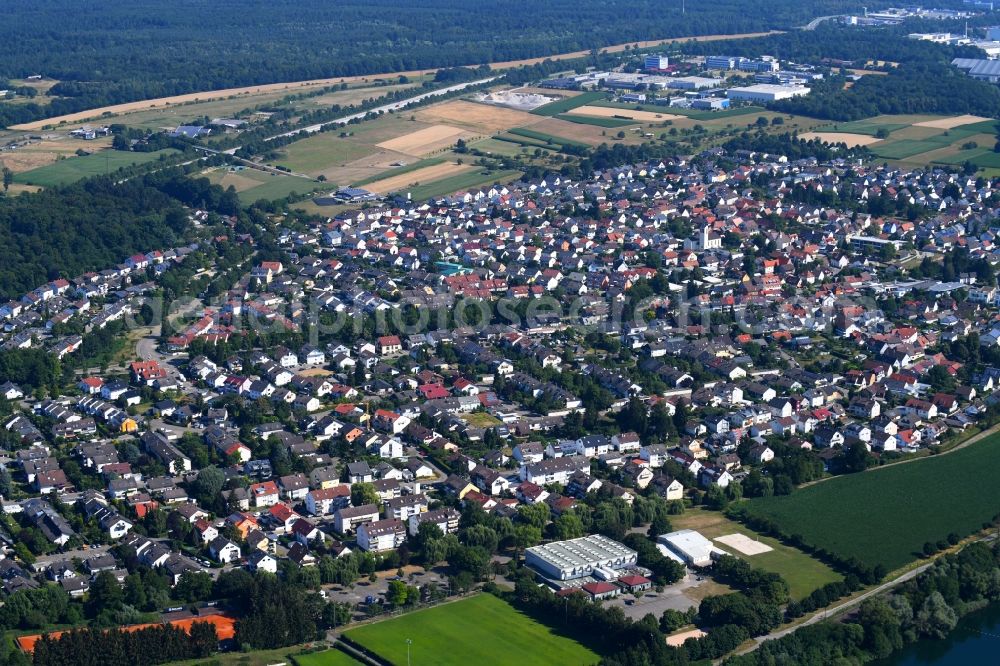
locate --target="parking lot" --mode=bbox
[606,571,718,619]
[322,565,451,610]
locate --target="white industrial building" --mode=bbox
[657,529,725,567]
[525,534,637,581]
[726,84,810,103]
[667,76,724,90]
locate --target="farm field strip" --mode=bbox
[362,161,473,194]
[14,148,179,186]
[744,430,1000,570]
[569,105,681,122]
[405,168,522,201]
[798,132,883,147]
[530,91,609,117]
[376,124,467,156]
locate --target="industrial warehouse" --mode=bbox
[525,534,638,581]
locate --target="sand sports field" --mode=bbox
[414,99,539,134]
[363,161,472,194]
[11,30,781,130]
[571,105,680,122]
[376,124,467,156]
[799,132,884,147]
[912,114,993,130]
[716,533,774,556]
[665,629,707,647]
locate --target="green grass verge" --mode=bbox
[555,113,637,128]
[671,508,841,600]
[276,133,377,174]
[15,149,179,186]
[507,127,589,149]
[292,648,364,666]
[530,91,609,117]
[743,431,1000,571]
[405,169,521,201]
[240,174,325,202]
[351,156,447,187]
[344,594,600,666]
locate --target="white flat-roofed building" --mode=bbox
[657,529,725,567]
[525,534,637,581]
[667,76,724,90]
[726,84,810,102]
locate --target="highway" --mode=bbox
[801,15,843,30]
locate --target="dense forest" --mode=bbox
[0,172,235,299]
[0,0,867,126]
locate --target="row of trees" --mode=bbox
[31,622,217,666]
[728,541,1000,664]
[0,0,861,127]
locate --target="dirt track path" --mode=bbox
[11,30,782,131]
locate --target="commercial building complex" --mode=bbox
[525,534,637,581]
[726,84,810,102]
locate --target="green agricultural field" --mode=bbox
[507,127,589,149]
[344,594,600,666]
[530,91,609,117]
[744,431,1000,571]
[494,133,559,150]
[468,137,532,157]
[352,156,446,187]
[870,139,949,160]
[241,175,325,202]
[405,168,521,201]
[15,148,178,186]
[276,133,377,175]
[555,113,636,128]
[670,509,841,600]
[291,648,363,666]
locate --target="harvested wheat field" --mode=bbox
[912,115,993,130]
[799,132,883,147]
[209,170,273,192]
[415,99,539,134]
[364,161,472,194]
[572,105,680,122]
[0,136,112,173]
[376,124,467,156]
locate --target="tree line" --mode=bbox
[727,540,1000,664]
[0,0,867,127]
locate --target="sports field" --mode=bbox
[744,431,1000,571]
[344,594,600,666]
[14,148,179,186]
[670,509,841,600]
